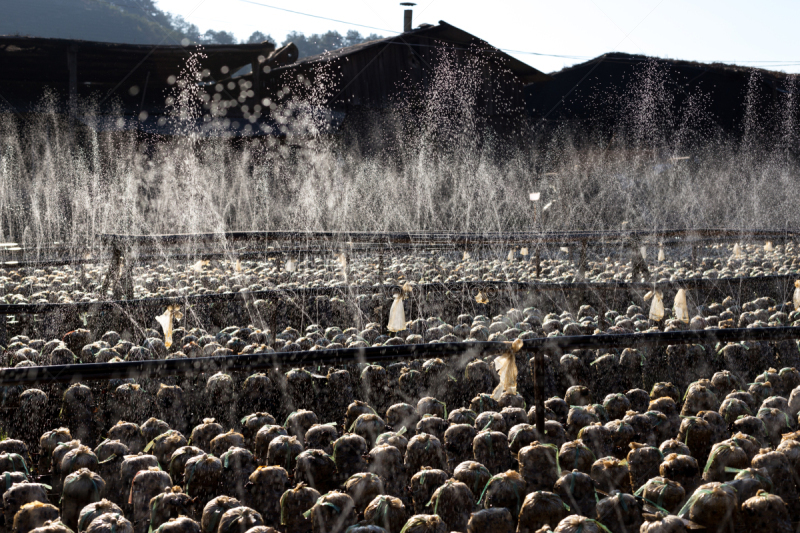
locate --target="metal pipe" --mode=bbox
[98,228,797,248]
[12,228,794,268]
[3,326,800,386]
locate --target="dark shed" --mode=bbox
[265,21,550,127]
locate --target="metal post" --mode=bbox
[533,350,545,435]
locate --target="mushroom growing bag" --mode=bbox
[648,291,665,322]
[794,281,800,311]
[674,289,689,323]
[388,295,406,332]
[492,339,523,400]
[155,305,183,349]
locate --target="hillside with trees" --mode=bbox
[1,0,381,54]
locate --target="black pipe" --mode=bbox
[9,228,794,268]
[98,228,796,247]
[3,326,800,386]
[0,274,795,317]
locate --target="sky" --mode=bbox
[154,0,800,74]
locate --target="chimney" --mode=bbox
[400,2,416,32]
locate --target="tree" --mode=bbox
[282,30,384,59]
[202,29,236,45]
[246,31,275,44]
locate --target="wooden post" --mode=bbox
[533,350,545,435]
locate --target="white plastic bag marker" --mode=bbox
[765,241,774,252]
[649,291,665,321]
[387,294,406,332]
[640,246,647,260]
[156,305,183,348]
[463,251,471,261]
[733,243,743,258]
[191,260,208,272]
[507,250,514,261]
[658,247,666,262]
[492,338,523,400]
[521,247,529,256]
[674,289,689,323]
[235,259,242,272]
[286,258,297,272]
[560,247,569,253]
[402,281,413,296]
[794,281,800,311]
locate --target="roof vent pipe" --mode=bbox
[401,2,416,32]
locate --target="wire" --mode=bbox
[236,0,592,60]
[237,0,398,34]
[611,0,665,52]
[496,49,590,60]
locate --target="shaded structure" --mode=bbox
[0,23,549,138]
[526,52,799,141]
[265,21,551,134]
[0,36,296,134]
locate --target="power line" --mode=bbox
[237,0,398,34]
[498,48,590,60]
